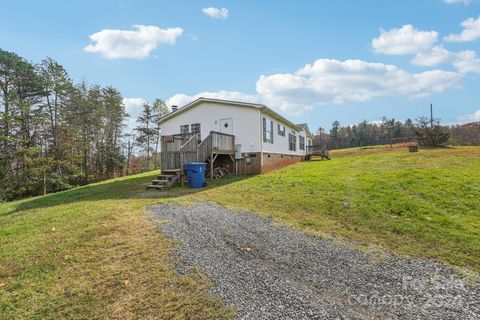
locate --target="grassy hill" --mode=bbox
[1,145,479,318]
[193,146,480,270]
[0,173,233,319]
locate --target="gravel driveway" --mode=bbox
[150,203,479,320]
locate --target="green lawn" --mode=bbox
[194,146,480,271]
[0,173,233,320]
[1,146,479,318]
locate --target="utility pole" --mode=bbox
[430,103,433,128]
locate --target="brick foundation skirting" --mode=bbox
[261,153,304,173]
[235,152,304,174]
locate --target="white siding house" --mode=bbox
[161,100,262,153]
[158,98,313,174]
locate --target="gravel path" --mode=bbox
[150,203,479,320]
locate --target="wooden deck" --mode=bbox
[306,145,330,160]
[160,131,235,179]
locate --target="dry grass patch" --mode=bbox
[0,173,233,319]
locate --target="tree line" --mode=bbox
[0,49,168,201]
[313,117,480,149]
[2,48,478,201]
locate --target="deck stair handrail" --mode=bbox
[180,134,199,164]
[197,134,212,163]
[180,134,198,151]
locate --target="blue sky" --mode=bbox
[1,0,479,131]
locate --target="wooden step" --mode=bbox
[147,170,181,191]
[151,179,170,185]
[157,175,174,180]
[146,184,167,190]
[161,169,182,174]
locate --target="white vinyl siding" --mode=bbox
[162,102,261,153]
[261,113,308,156]
[162,101,311,156]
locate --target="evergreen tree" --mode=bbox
[136,103,156,170]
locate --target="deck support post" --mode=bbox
[210,153,214,179]
[210,153,219,179]
[232,135,236,174]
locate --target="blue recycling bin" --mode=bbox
[184,162,207,188]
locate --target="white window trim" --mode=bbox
[299,135,305,150]
[288,132,297,151]
[180,124,189,135]
[263,117,274,144]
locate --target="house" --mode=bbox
[158,97,314,178]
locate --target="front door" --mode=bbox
[220,118,233,134]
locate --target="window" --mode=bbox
[191,123,201,142]
[263,117,273,143]
[299,136,305,150]
[180,124,189,135]
[278,124,286,136]
[289,132,297,151]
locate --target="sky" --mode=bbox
[1,0,479,131]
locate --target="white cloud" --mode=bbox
[124,97,147,115]
[409,45,480,74]
[458,109,480,123]
[167,59,462,116]
[123,97,147,131]
[445,16,480,42]
[452,50,480,73]
[202,7,229,19]
[166,91,259,108]
[411,46,452,66]
[371,25,438,55]
[257,59,461,112]
[444,0,471,5]
[372,22,480,74]
[84,25,183,59]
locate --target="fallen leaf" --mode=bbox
[0,283,5,287]
[123,280,129,286]
[51,227,56,232]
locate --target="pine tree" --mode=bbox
[136,103,156,170]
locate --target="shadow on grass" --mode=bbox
[5,171,255,215]
[307,158,332,162]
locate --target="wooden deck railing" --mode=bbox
[306,145,326,155]
[210,131,234,153]
[160,131,234,170]
[160,134,194,169]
